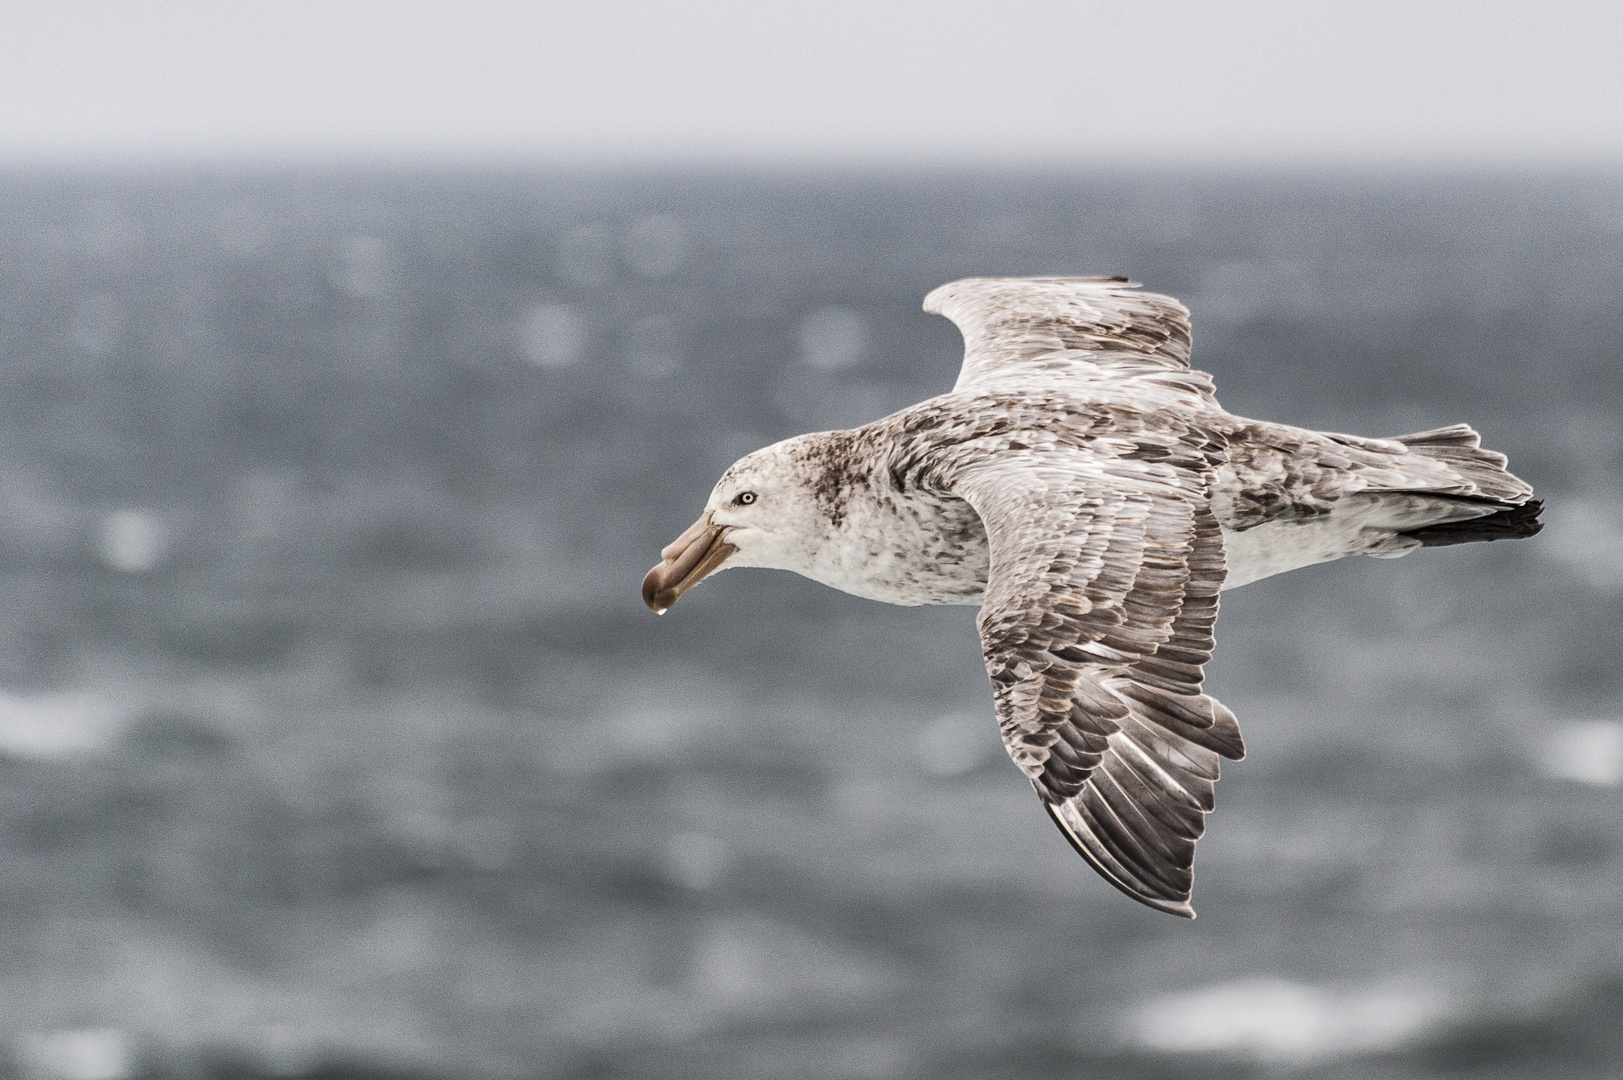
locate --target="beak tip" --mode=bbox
[641,570,679,614]
[643,513,735,615]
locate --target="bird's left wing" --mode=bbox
[932,415,1244,917]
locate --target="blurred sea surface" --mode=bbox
[0,167,1618,1079]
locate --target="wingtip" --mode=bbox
[1042,800,1199,920]
[1130,892,1196,919]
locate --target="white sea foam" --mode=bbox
[14,1027,132,1080]
[1127,977,1448,1063]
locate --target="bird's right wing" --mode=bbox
[933,415,1244,917]
[924,276,1220,411]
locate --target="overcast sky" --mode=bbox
[3,0,1622,166]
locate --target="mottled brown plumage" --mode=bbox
[643,276,1542,918]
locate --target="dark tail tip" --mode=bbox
[1401,499,1544,548]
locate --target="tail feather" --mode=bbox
[1391,423,1535,506]
[1401,498,1544,547]
[1384,423,1542,546]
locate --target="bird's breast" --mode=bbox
[811,488,990,607]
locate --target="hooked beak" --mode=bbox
[642,511,737,613]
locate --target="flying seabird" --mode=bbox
[642,277,1542,918]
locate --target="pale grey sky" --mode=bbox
[3,0,1621,165]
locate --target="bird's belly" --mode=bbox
[1217,490,1498,589]
[1219,512,1415,590]
[1220,522,1344,589]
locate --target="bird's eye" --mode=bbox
[735,491,757,506]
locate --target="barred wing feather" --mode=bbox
[940,428,1243,917]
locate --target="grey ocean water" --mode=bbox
[0,169,1618,1079]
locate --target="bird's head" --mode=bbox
[641,433,856,613]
